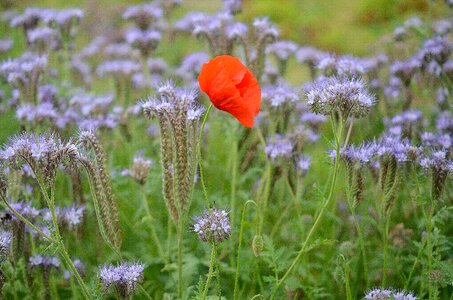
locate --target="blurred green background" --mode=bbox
[1,0,441,55]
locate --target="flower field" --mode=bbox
[0,0,452,299]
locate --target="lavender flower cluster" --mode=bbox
[99,262,145,297]
[193,208,231,243]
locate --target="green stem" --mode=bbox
[140,186,167,264]
[404,237,425,290]
[229,132,238,265]
[202,243,217,300]
[1,197,56,244]
[345,194,369,288]
[234,200,258,300]
[343,258,352,300]
[198,104,213,207]
[425,204,434,300]
[382,215,390,287]
[177,221,183,300]
[269,117,344,299]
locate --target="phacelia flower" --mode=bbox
[99,262,144,298]
[304,76,375,118]
[0,231,11,261]
[193,208,231,243]
[364,288,416,300]
[198,55,261,128]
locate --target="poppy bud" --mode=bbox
[252,234,264,257]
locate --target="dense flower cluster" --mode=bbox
[193,208,231,243]
[99,262,144,298]
[305,76,375,118]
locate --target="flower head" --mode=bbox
[193,208,231,243]
[99,262,144,298]
[304,76,375,118]
[198,55,261,128]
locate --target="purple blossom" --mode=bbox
[253,17,279,39]
[364,288,416,300]
[223,0,242,14]
[29,255,60,268]
[433,19,452,35]
[296,46,327,66]
[173,12,208,33]
[123,3,163,29]
[10,8,48,30]
[340,142,377,164]
[304,76,375,118]
[436,111,453,131]
[296,155,311,175]
[262,83,299,108]
[266,40,298,61]
[300,112,327,125]
[103,43,134,58]
[317,54,366,77]
[99,262,145,297]
[125,28,161,55]
[225,22,248,41]
[176,52,209,82]
[147,58,168,75]
[419,36,452,65]
[97,60,140,79]
[0,231,11,260]
[0,39,13,53]
[265,136,293,161]
[193,208,231,243]
[390,58,420,84]
[7,201,40,219]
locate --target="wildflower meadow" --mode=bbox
[0,0,452,299]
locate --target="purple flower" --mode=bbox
[317,54,366,77]
[7,201,40,220]
[262,83,299,108]
[125,28,161,56]
[103,43,134,58]
[0,39,13,53]
[365,288,416,299]
[266,40,299,61]
[390,58,420,84]
[253,17,279,39]
[10,8,48,30]
[97,60,140,79]
[123,3,163,29]
[99,262,145,297]
[176,52,209,82]
[433,19,452,35]
[300,112,327,126]
[436,111,453,131]
[419,36,452,65]
[264,136,293,161]
[304,76,375,118]
[296,46,327,66]
[223,0,242,14]
[296,155,311,175]
[29,255,60,268]
[193,208,231,243]
[225,22,248,41]
[0,231,11,260]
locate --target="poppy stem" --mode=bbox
[198,104,213,207]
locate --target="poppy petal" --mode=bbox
[198,55,261,128]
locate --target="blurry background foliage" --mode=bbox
[0,0,446,141]
[0,0,442,55]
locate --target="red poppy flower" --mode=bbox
[198,55,261,128]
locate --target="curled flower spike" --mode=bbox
[198,55,261,128]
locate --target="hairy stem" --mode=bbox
[202,243,217,300]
